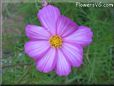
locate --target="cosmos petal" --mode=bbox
[62,42,83,67]
[57,15,78,37]
[64,26,93,47]
[56,49,71,76]
[25,25,50,40]
[36,48,56,73]
[38,5,60,35]
[24,41,50,60]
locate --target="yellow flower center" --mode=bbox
[49,35,63,48]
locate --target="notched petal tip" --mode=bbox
[56,50,71,76]
[37,5,60,16]
[56,68,71,77]
[37,4,61,35]
[25,24,34,31]
[36,48,56,73]
[79,25,93,46]
[24,42,28,54]
[24,41,34,58]
[61,43,83,68]
[79,25,93,37]
[25,24,31,37]
[25,24,50,40]
[24,41,50,60]
[25,24,38,38]
[64,25,93,47]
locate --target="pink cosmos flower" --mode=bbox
[24,5,93,76]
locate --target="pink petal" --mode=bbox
[56,49,71,76]
[57,15,78,37]
[36,48,56,73]
[24,41,50,60]
[64,26,93,47]
[25,25,50,40]
[61,42,83,67]
[37,5,60,35]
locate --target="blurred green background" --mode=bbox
[2,1,114,85]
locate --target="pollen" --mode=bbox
[49,35,63,48]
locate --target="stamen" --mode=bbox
[49,35,63,48]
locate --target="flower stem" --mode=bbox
[42,0,48,7]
